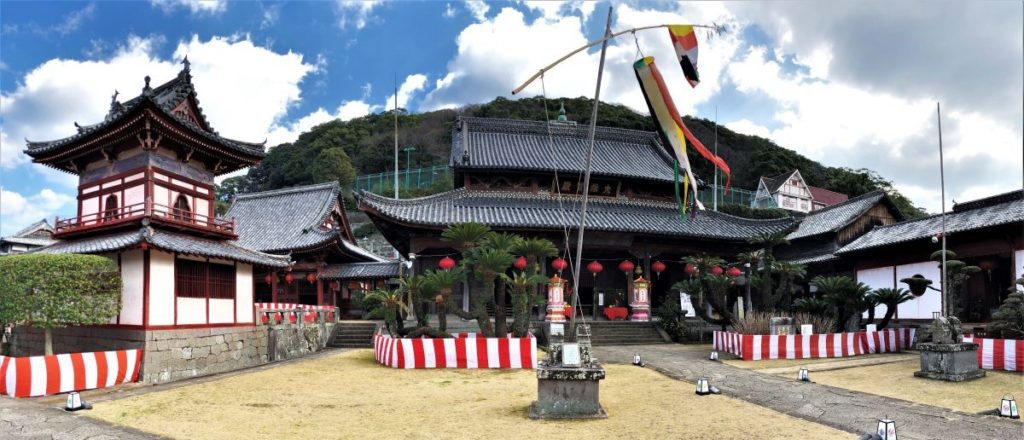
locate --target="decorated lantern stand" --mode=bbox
[1000,394,1019,419]
[545,275,567,322]
[629,275,651,321]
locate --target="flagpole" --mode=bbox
[937,102,948,317]
[394,74,399,200]
[568,6,613,342]
[512,23,720,95]
[713,105,718,211]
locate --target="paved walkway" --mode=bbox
[594,345,1023,440]
[0,396,161,440]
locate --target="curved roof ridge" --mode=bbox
[460,116,661,141]
[234,181,339,200]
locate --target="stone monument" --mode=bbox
[915,316,985,382]
[769,316,795,335]
[529,322,607,419]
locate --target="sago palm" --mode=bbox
[470,247,514,336]
[501,271,549,337]
[365,288,409,336]
[397,275,430,327]
[422,267,464,332]
[441,222,493,253]
[873,287,914,329]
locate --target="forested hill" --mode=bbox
[219,96,925,218]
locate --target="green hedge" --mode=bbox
[0,253,122,329]
[716,203,792,220]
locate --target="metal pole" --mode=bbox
[937,102,948,317]
[394,74,399,199]
[568,6,613,342]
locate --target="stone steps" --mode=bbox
[329,322,377,348]
[581,321,667,346]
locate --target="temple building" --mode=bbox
[20,61,298,382]
[0,219,57,255]
[225,181,401,317]
[838,189,1024,323]
[359,117,795,312]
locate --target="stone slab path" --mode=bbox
[0,396,162,440]
[594,344,1023,440]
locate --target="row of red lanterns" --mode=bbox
[436,255,742,279]
[263,273,318,284]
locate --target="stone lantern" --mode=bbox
[629,275,650,321]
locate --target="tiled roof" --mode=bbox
[226,182,343,253]
[451,117,679,183]
[11,219,54,237]
[320,261,402,280]
[837,189,1024,255]
[358,188,795,241]
[24,65,265,161]
[787,190,892,240]
[777,240,840,265]
[0,236,58,247]
[808,186,849,206]
[759,171,793,193]
[35,227,290,267]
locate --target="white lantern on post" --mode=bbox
[695,377,711,395]
[1000,394,1019,419]
[876,416,897,440]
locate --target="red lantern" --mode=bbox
[726,267,742,278]
[329,281,340,291]
[711,266,724,275]
[587,261,604,277]
[651,261,666,274]
[514,256,528,271]
[618,260,635,273]
[285,273,294,284]
[978,259,997,272]
[439,256,456,271]
[684,263,697,276]
[264,274,273,284]
[551,258,568,272]
[306,273,317,283]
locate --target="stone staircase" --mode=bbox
[585,321,668,346]
[328,321,378,348]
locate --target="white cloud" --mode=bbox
[260,3,282,29]
[384,74,428,110]
[1,188,74,236]
[151,0,227,15]
[444,3,457,18]
[1,34,317,180]
[465,0,489,22]
[725,119,771,139]
[335,0,383,30]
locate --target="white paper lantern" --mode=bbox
[633,353,643,366]
[695,377,711,395]
[798,367,810,382]
[876,417,897,440]
[709,351,719,361]
[1000,394,1019,419]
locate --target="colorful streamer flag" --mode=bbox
[634,56,733,217]
[668,25,700,88]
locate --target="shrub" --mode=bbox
[731,311,774,335]
[0,253,122,355]
[986,279,1024,339]
[654,295,687,342]
[793,313,836,335]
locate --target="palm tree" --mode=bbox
[441,222,493,253]
[466,248,514,336]
[501,271,549,337]
[397,275,430,327]
[813,276,871,332]
[771,261,806,310]
[481,232,524,335]
[365,288,409,336]
[512,237,558,319]
[422,267,464,332]
[749,232,790,304]
[873,287,914,329]
[736,250,763,311]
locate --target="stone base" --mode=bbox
[916,342,986,382]
[529,361,607,420]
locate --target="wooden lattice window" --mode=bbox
[103,194,119,222]
[172,194,192,221]
[175,259,206,298]
[208,263,236,300]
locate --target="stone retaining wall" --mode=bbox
[12,322,335,385]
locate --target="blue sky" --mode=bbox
[1,1,1022,235]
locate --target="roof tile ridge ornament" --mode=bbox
[142,75,153,97]
[801,189,885,217]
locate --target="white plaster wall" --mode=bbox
[208,299,234,323]
[119,249,144,325]
[896,261,942,319]
[1015,250,1024,286]
[149,250,176,326]
[236,264,254,323]
[857,266,894,319]
[177,297,206,325]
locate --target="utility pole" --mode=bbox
[937,102,948,317]
[393,74,399,200]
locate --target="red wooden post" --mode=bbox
[271,271,279,303]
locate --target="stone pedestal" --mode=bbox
[915,342,986,382]
[528,361,607,419]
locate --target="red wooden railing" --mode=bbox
[54,200,235,235]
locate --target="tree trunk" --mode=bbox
[494,278,508,336]
[878,305,897,330]
[44,328,53,356]
[744,266,753,312]
[437,301,448,332]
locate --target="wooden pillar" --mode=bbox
[271,271,279,303]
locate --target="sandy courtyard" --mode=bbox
[87,349,849,440]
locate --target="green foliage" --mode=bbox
[421,267,465,332]
[792,297,830,316]
[812,275,871,332]
[871,287,914,330]
[674,254,737,330]
[501,271,548,337]
[654,294,687,342]
[986,279,1024,339]
[352,223,378,238]
[0,254,122,355]
[441,222,493,252]
[793,313,836,336]
[311,148,358,193]
[928,249,981,317]
[364,288,409,336]
[717,203,791,220]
